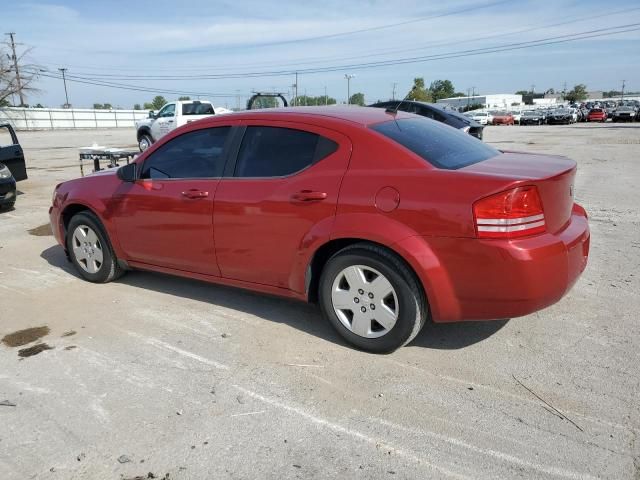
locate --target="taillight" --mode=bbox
[473,186,546,239]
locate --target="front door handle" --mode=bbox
[291,190,328,202]
[181,189,209,199]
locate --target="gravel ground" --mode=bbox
[0,123,638,479]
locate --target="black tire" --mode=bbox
[318,243,427,353]
[66,211,124,283]
[138,134,153,152]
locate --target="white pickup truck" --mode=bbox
[135,100,232,151]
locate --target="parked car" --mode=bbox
[369,101,484,140]
[468,111,493,126]
[587,108,607,122]
[520,110,544,125]
[547,109,576,125]
[511,110,523,124]
[612,106,636,122]
[49,107,590,353]
[0,123,28,209]
[135,100,232,151]
[491,111,515,125]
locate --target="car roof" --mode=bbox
[210,106,415,127]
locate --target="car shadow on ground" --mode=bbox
[41,245,508,351]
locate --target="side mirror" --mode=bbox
[148,110,156,119]
[117,163,137,182]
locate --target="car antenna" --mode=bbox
[386,86,416,115]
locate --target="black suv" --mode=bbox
[369,101,484,140]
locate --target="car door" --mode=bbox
[112,126,233,275]
[150,103,176,140]
[0,124,27,181]
[214,121,352,290]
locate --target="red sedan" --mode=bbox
[491,111,515,125]
[49,107,589,353]
[587,108,607,122]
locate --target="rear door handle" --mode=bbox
[291,190,328,202]
[181,189,209,199]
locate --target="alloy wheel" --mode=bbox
[331,265,399,338]
[71,225,104,274]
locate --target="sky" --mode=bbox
[2,0,640,108]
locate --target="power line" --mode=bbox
[31,5,640,76]
[25,23,640,97]
[34,23,640,81]
[34,72,240,98]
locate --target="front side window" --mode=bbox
[158,104,175,118]
[371,117,498,170]
[140,127,230,179]
[234,126,337,178]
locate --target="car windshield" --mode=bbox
[591,109,603,113]
[371,117,498,170]
[556,109,569,114]
[523,111,537,116]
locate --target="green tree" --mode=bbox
[515,90,530,95]
[565,84,588,103]
[35,103,44,108]
[407,78,431,102]
[0,98,10,107]
[348,92,365,106]
[451,92,466,98]
[178,96,191,101]
[428,79,455,102]
[144,96,167,111]
[294,95,337,106]
[133,103,141,110]
[93,103,103,109]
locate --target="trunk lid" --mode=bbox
[463,152,576,234]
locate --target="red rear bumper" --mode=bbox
[395,204,590,322]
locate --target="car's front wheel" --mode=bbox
[319,244,427,353]
[67,211,124,283]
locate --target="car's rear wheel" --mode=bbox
[319,244,427,353]
[66,212,124,283]
[138,134,153,152]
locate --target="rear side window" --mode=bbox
[371,117,498,170]
[235,126,338,177]
[140,127,230,179]
[182,103,215,115]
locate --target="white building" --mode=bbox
[437,94,523,110]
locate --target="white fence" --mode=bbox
[0,107,149,130]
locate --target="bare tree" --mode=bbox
[1,45,40,106]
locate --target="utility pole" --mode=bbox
[324,86,327,105]
[5,32,25,106]
[621,80,626,102]
[563,81,567,101]
[392,82,397,101]
[467,88,472,110]
[345,74,355,104]
[294,72,298,107]
[58,68,70,107]
[530,84,535,94]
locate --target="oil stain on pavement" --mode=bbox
[18,343,54,358]
[2,326,50,347]
[27,224,53,236]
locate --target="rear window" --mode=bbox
[182,103,215,115]
[371,117,498,170]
